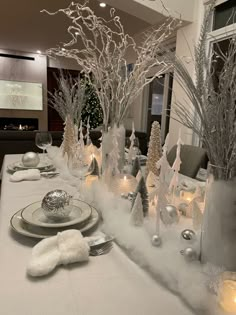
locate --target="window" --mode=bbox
[213,0,236,30]
[207,0,236,76]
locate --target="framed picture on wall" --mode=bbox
[0,79,43,111]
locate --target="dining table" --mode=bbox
[0,154,196,315]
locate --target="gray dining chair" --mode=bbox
[167,144,208,179]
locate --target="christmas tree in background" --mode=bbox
[81,82,103,130]
[146,121,162,177]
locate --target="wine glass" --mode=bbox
[35,132,52,162]
[133,137,141,156]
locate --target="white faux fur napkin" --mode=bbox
[27,230,90,277]
[10,169,41,182]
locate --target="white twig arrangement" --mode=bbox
[165,0,236,180]
[48,70,86,126]
[42,1,179,130]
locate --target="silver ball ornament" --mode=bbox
[128,192,135,201]
[160,204,179,225]
[178,203,188,216]
[41,190,73,220]
[151,234,162,247]
[22,152,40,167]
[181,229,196,243]
[180,247,198,262]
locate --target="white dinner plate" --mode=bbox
[10,206,100,239]
[7,161,55,173]
[21,199,92,228]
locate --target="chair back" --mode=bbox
[167,144,208,178]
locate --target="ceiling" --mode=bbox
[0,0,153,54]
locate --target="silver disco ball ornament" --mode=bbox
[160,204,179,225]
[22,152,40,167]
[151,234,162,247]
[41,190,73,220]
[180,247,198,262]
[181,229,196,243]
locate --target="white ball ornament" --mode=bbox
[160,204,179,225]
[22,152,40,167]
[180,247,198,262]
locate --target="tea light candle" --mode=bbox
[110,174,138,195]
[219,278,236,313]
[85,175,98,187]
[180,190,194,203]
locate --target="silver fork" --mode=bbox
[41,171,60,178]
[90,242,113,256]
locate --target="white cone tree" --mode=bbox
[130,192,144,226]
[62,115,77,162]
[146,121,162,177]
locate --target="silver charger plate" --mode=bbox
[10,206,99,239]
[7,161,55,173]
[21,199,92,228]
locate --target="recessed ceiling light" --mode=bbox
[36,50,41,54]
[99,2,106,7]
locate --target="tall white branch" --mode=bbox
[42,2,179,130]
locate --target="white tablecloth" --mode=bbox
[0,154,195,315]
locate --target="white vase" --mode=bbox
[116,124,125,171]
[101,124,126,173]
[201,164,236,270]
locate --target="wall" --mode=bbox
[47,55,81,71]
[0,49,47,130]
[168,0,205,149]
[103,0,195,24]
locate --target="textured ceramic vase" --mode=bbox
[201,164,236,270]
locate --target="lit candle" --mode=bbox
[110,174,138,196]
[219,275,236,313]
[180,190,194,203]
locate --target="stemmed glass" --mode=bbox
[35,132,52,162]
